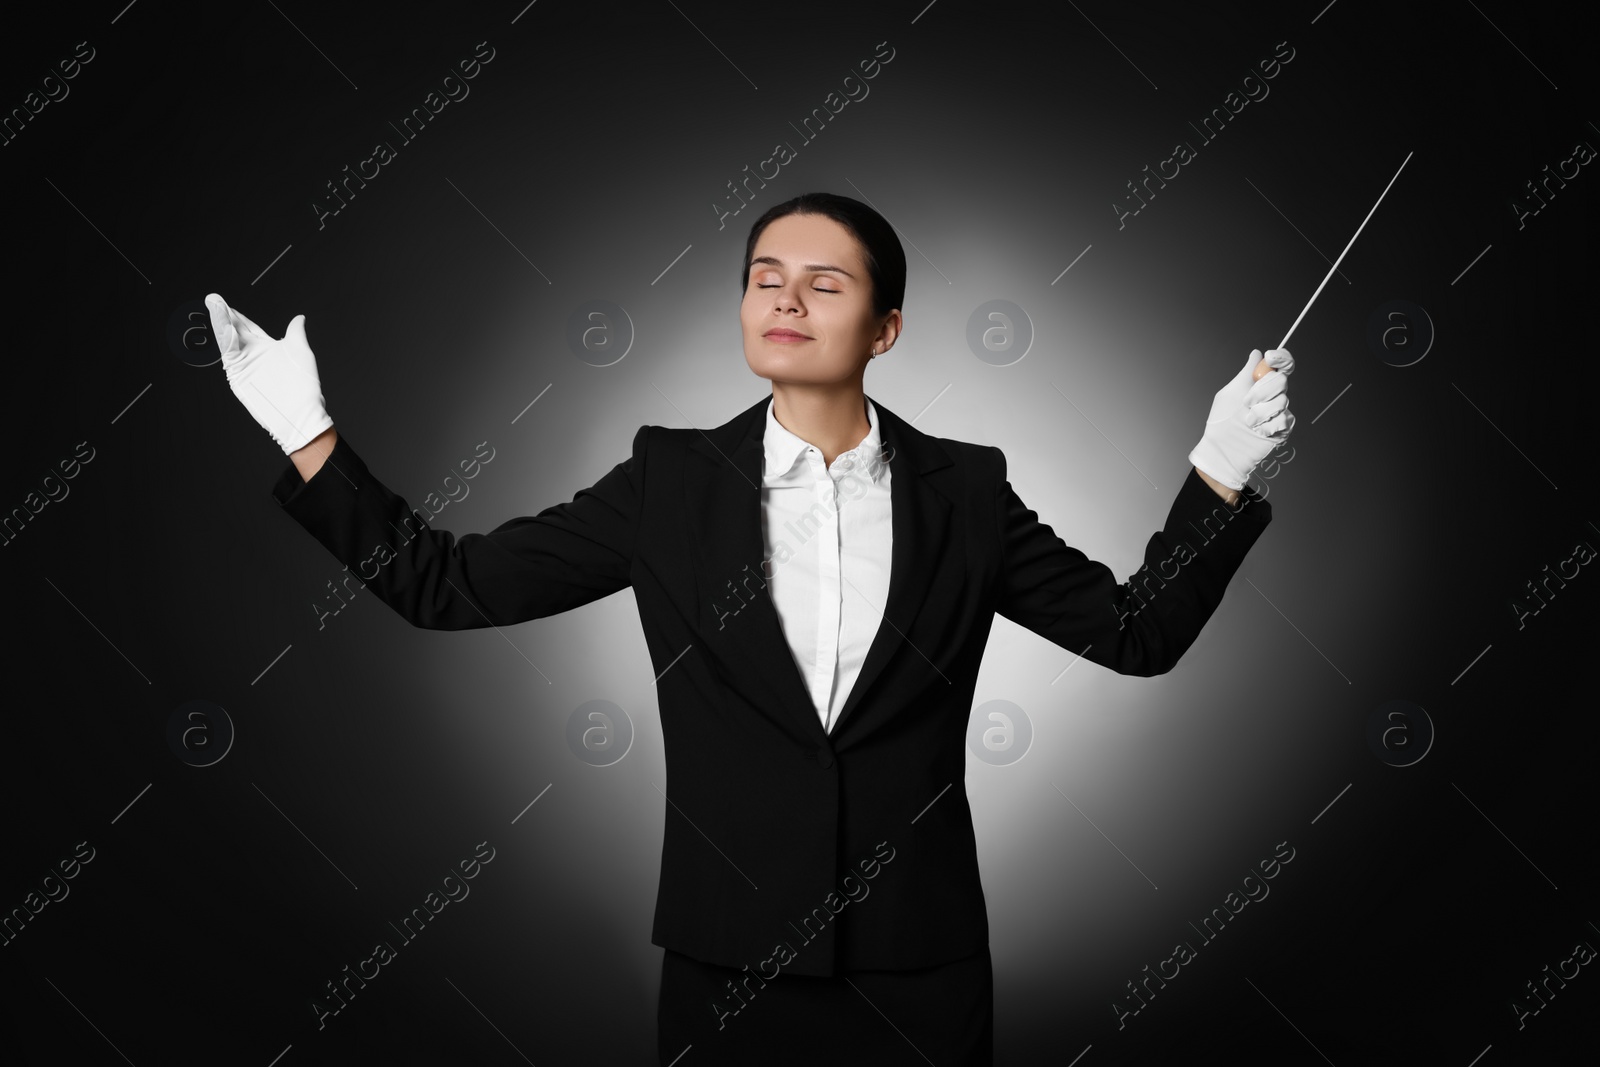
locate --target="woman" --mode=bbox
[210,192,1292,1065]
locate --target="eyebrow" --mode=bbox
[748,255,856,279]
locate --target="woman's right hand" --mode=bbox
[206,293,334,456]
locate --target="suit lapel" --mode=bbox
[686,393,955,746]
[831,398,953,737]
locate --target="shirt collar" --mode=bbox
[762,396,886,485]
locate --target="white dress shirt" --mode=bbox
[759,396,893,735]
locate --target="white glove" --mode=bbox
[1187,347,1295,491]
[206,293,334,455]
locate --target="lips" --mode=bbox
[764,329,811,341]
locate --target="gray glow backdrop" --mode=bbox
[3,1,1595,1064]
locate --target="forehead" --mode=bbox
[751,213,864,267]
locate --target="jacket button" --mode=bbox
[813,748,835,769]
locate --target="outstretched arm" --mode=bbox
[208,292,644,631]
[993,456,1271,678]
[996,344,1294,675]
[271,426,645,631]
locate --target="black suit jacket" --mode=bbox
[271,392,1271,976]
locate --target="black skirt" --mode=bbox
[657,945,994,1066]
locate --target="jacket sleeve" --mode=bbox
[992,447,1271,676]
[271,427,647,630]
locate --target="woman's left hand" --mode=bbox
[1188,347,1295,491]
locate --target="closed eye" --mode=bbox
[756,284,840,293]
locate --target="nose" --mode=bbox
[772,279,804,314]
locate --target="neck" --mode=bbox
[769,381,870,469]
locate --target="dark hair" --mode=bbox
[741,192,906,320]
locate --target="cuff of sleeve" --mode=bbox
[1172,463,1271,529]
[270,433,368,512]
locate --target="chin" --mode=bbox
[745,343,859,385]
